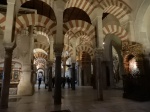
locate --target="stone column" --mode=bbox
[54,45,63,105]
[95,49,103,101]
[92,59,96,89]
[0,44,15,109]
[76,61,79,86]
[48,62,52,92]
[78,63,82,86]
[129,21,135,42]
[17,26,34,95]
[71,63,76,90]
[63,58,66,77]
[95,10,103,101]
[0,0,16,109]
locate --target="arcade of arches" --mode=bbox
[0,0,150,109]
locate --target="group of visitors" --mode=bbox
[52,76,72,88]
[37,71,73,89]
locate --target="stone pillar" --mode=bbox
[95,11,103,100]
[48,63,52,92]
[0,0,16,109]
[54,46,63,105]
[0,44,15,109]
[63,58,66,77]
[92,59,96,89]
[95,49,104,101]
[71,63,76,90]
[76,61,79,86]
[17,26,34,95]
[129,21,135,42]
[78,63,82,86]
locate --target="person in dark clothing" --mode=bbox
[52,77,55,88]
[61,77,66,88]
[38,77,42,89]
[66,76,71,88]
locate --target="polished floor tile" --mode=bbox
[0,84,150,112]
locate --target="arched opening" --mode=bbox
[63,7,91,24]
[103,34,123,89]
[81,52,91,86]
[124,54,139,75]
[21,1,56,21]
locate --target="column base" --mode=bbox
[17,82,33,96]
[0,103,8,109]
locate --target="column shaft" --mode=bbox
[54,54,62,105]
[96,50,103,101]
[0,48,13,108]
[71,63,76,90]
[48,66,52,92]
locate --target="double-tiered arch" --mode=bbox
[65,0,97,18]
[103,25,128,41]
[15,14,57,36]
[63,20,95,40]
[76,45,94,59]
[97,0,132,21]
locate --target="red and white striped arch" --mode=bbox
[34,58,46,69]
[97,0,132,20]
[34,58,46,66]
[0,13,6,30]
[63,44,73,57]
[63,20,95,40]
[15,14,56,35]
[65,0,97,17]
[76,45,94,57]
[18,0,53,8]
[34,42,49,53]
[103,25,128,41]
[34,27,54,37]
[34,52,48,59]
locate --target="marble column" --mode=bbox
[54,47,62,105]
[95,49,104,101]
[76,61,79,86]
[63,58,66,77]
[0,0,16,109]
[17,26,34,95]
[129,21,135,42]
[92,59,96,89]
[95,10,103,100]
[0,44,15,109]
[71,63,76,90]
[78,64,82,86]
[48,63,52,92]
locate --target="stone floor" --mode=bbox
[1,84,150,112]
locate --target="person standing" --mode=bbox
[38,72,43,89]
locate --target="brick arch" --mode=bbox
[18,0,53,9]
[15,14,56,35]
[0,13,6,30]
[63,20,95,40]
[34,58,46,66]
[63,44,73,57]
[65,0,97,17]
[97,0,132,20]
[34,27,54,37]
[103,25,128,41]
[76,45,94,58]
[34,42,49,53]
[34,52,47,59]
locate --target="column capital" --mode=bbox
[7,0,16,4]
[3,41,16,51]
[54,44,63,56]
[95,48,104,59]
